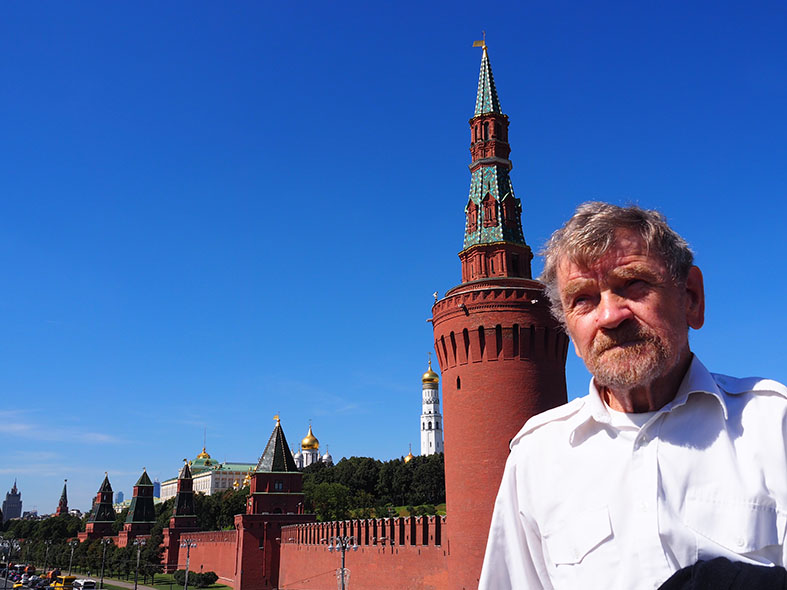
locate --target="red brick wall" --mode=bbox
[176,531,238,586]
[278,517,448,590]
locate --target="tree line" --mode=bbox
[302,453,445,521]
[1,453,445,546]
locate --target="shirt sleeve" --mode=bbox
[478,447,553,590]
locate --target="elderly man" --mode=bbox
[479,202,787,589]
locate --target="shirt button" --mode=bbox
[735,537,745,548]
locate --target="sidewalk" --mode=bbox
[100,579,157,590]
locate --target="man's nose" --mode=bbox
[596,291,633,329]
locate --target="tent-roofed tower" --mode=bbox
[235,417,314,590]
[162,461,199,573]
[55,480,68,516]
[431,41,568,589]
[79,473,115,540]
[118,469,156,546]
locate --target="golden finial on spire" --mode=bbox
[472,30,487,50]
[274,414,280,424]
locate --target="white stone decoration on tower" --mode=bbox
[420,359,444,455]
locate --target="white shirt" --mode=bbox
[479,356,787,590]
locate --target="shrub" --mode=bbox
[172,570,219,587]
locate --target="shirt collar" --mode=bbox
[568,354,727,446]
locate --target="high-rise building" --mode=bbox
[2,480,22,522]
[431,42,569,588]
[153,479,161,499]
[420,360,444,455]
[115,490,124,504]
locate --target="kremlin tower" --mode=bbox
[79,473,115,540]
[55,480,68,516]
[431,43,568,589]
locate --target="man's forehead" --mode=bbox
[557,230,665,281]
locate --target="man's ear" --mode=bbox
[685,266,705,330]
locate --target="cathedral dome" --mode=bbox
[422,360,439,384]
[196,447,211,459]
[404,450,414,463]
[301,425,319,450]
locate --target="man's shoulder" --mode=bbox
[711,372,787,399]
[509,396,588,449]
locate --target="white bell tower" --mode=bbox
[420,357,444,455]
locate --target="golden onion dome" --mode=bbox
[196,446,211,459]
[422,360,439,384]
[404,450,415,463]
[301,425,319,450]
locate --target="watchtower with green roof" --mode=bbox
[79,474,115,540]
[234,418,315,590]
[461,43,533,283]
[118,468,156,545]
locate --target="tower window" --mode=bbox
[428,421,432,430]
[483,121,489,140]
[456,376,461,390]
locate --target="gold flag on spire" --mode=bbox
[473,30,487,48]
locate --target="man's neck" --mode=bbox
[600,351,694,413]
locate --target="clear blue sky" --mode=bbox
[2,1,785,514]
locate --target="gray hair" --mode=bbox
[540,202,694,326]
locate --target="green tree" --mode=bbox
[308,482,351,521]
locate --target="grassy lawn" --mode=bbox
[102,575,231,590]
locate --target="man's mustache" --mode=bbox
[592,322,655,355]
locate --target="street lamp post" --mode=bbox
[179,539,197,590]
[132,539,146,590]
[99,539,113,590]
[1,540,20,590]
[327,536,357,590]
[42,540,53,575]
[68,540,79,576]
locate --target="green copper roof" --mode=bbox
[99,474,112,494]
[463,166,526,248]
[126,469,156,524]
[255,421,298,473]
[135,470,153,487]
[89,475,115,523]
[474,47,502,116]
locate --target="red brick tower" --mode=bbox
[162,461,199,572]
[55,479,68,516]
[234,418,314,590]
[79,473,115,541]
[118,469,156,546]
[431,43,568,589]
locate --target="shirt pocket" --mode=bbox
[684,496,787,555]
[543,505,613,565]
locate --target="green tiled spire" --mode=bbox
[255,418,298,473]
[474,46,502,116]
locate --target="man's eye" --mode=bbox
[572,295,591,307]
